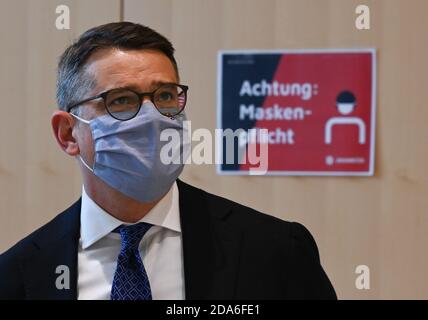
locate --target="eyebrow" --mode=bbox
[110,80,177,93]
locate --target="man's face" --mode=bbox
[73,48,179,169]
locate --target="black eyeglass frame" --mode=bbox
[66,83,189,120]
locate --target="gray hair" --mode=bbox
[56,22,178,112]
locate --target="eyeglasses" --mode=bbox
[66,83,189,121]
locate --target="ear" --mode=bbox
[51,110,80,156]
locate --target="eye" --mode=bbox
[157,91,175,101]
[111,96,132,105]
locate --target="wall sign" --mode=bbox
[217,49,376,176]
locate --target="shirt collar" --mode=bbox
[80,182,181,250]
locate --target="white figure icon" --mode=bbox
[325,91,366,144]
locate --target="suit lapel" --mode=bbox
[22,200,81,300]
[20,180,240,300]
[177,180,243,299]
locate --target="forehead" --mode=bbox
[83,48,178,92]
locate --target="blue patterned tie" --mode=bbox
[111,222,153,300]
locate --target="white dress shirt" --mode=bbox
[77,182,185,300]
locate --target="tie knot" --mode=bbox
[115,222,152,252]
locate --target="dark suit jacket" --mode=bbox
[0,180,336,300]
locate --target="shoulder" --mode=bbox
[177,179,315,248]
[178,180,336,299]
[0,199,81,260]
[0,199,80,299]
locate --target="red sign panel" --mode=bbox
[218,49,376,176]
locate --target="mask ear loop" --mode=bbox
[70,113,94,173]
[78,155,94,173]
[70,112,90,124]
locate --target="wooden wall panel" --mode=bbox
[0,0,120,252]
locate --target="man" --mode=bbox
[0,22,336,300]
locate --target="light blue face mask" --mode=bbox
[72,102,187,202]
